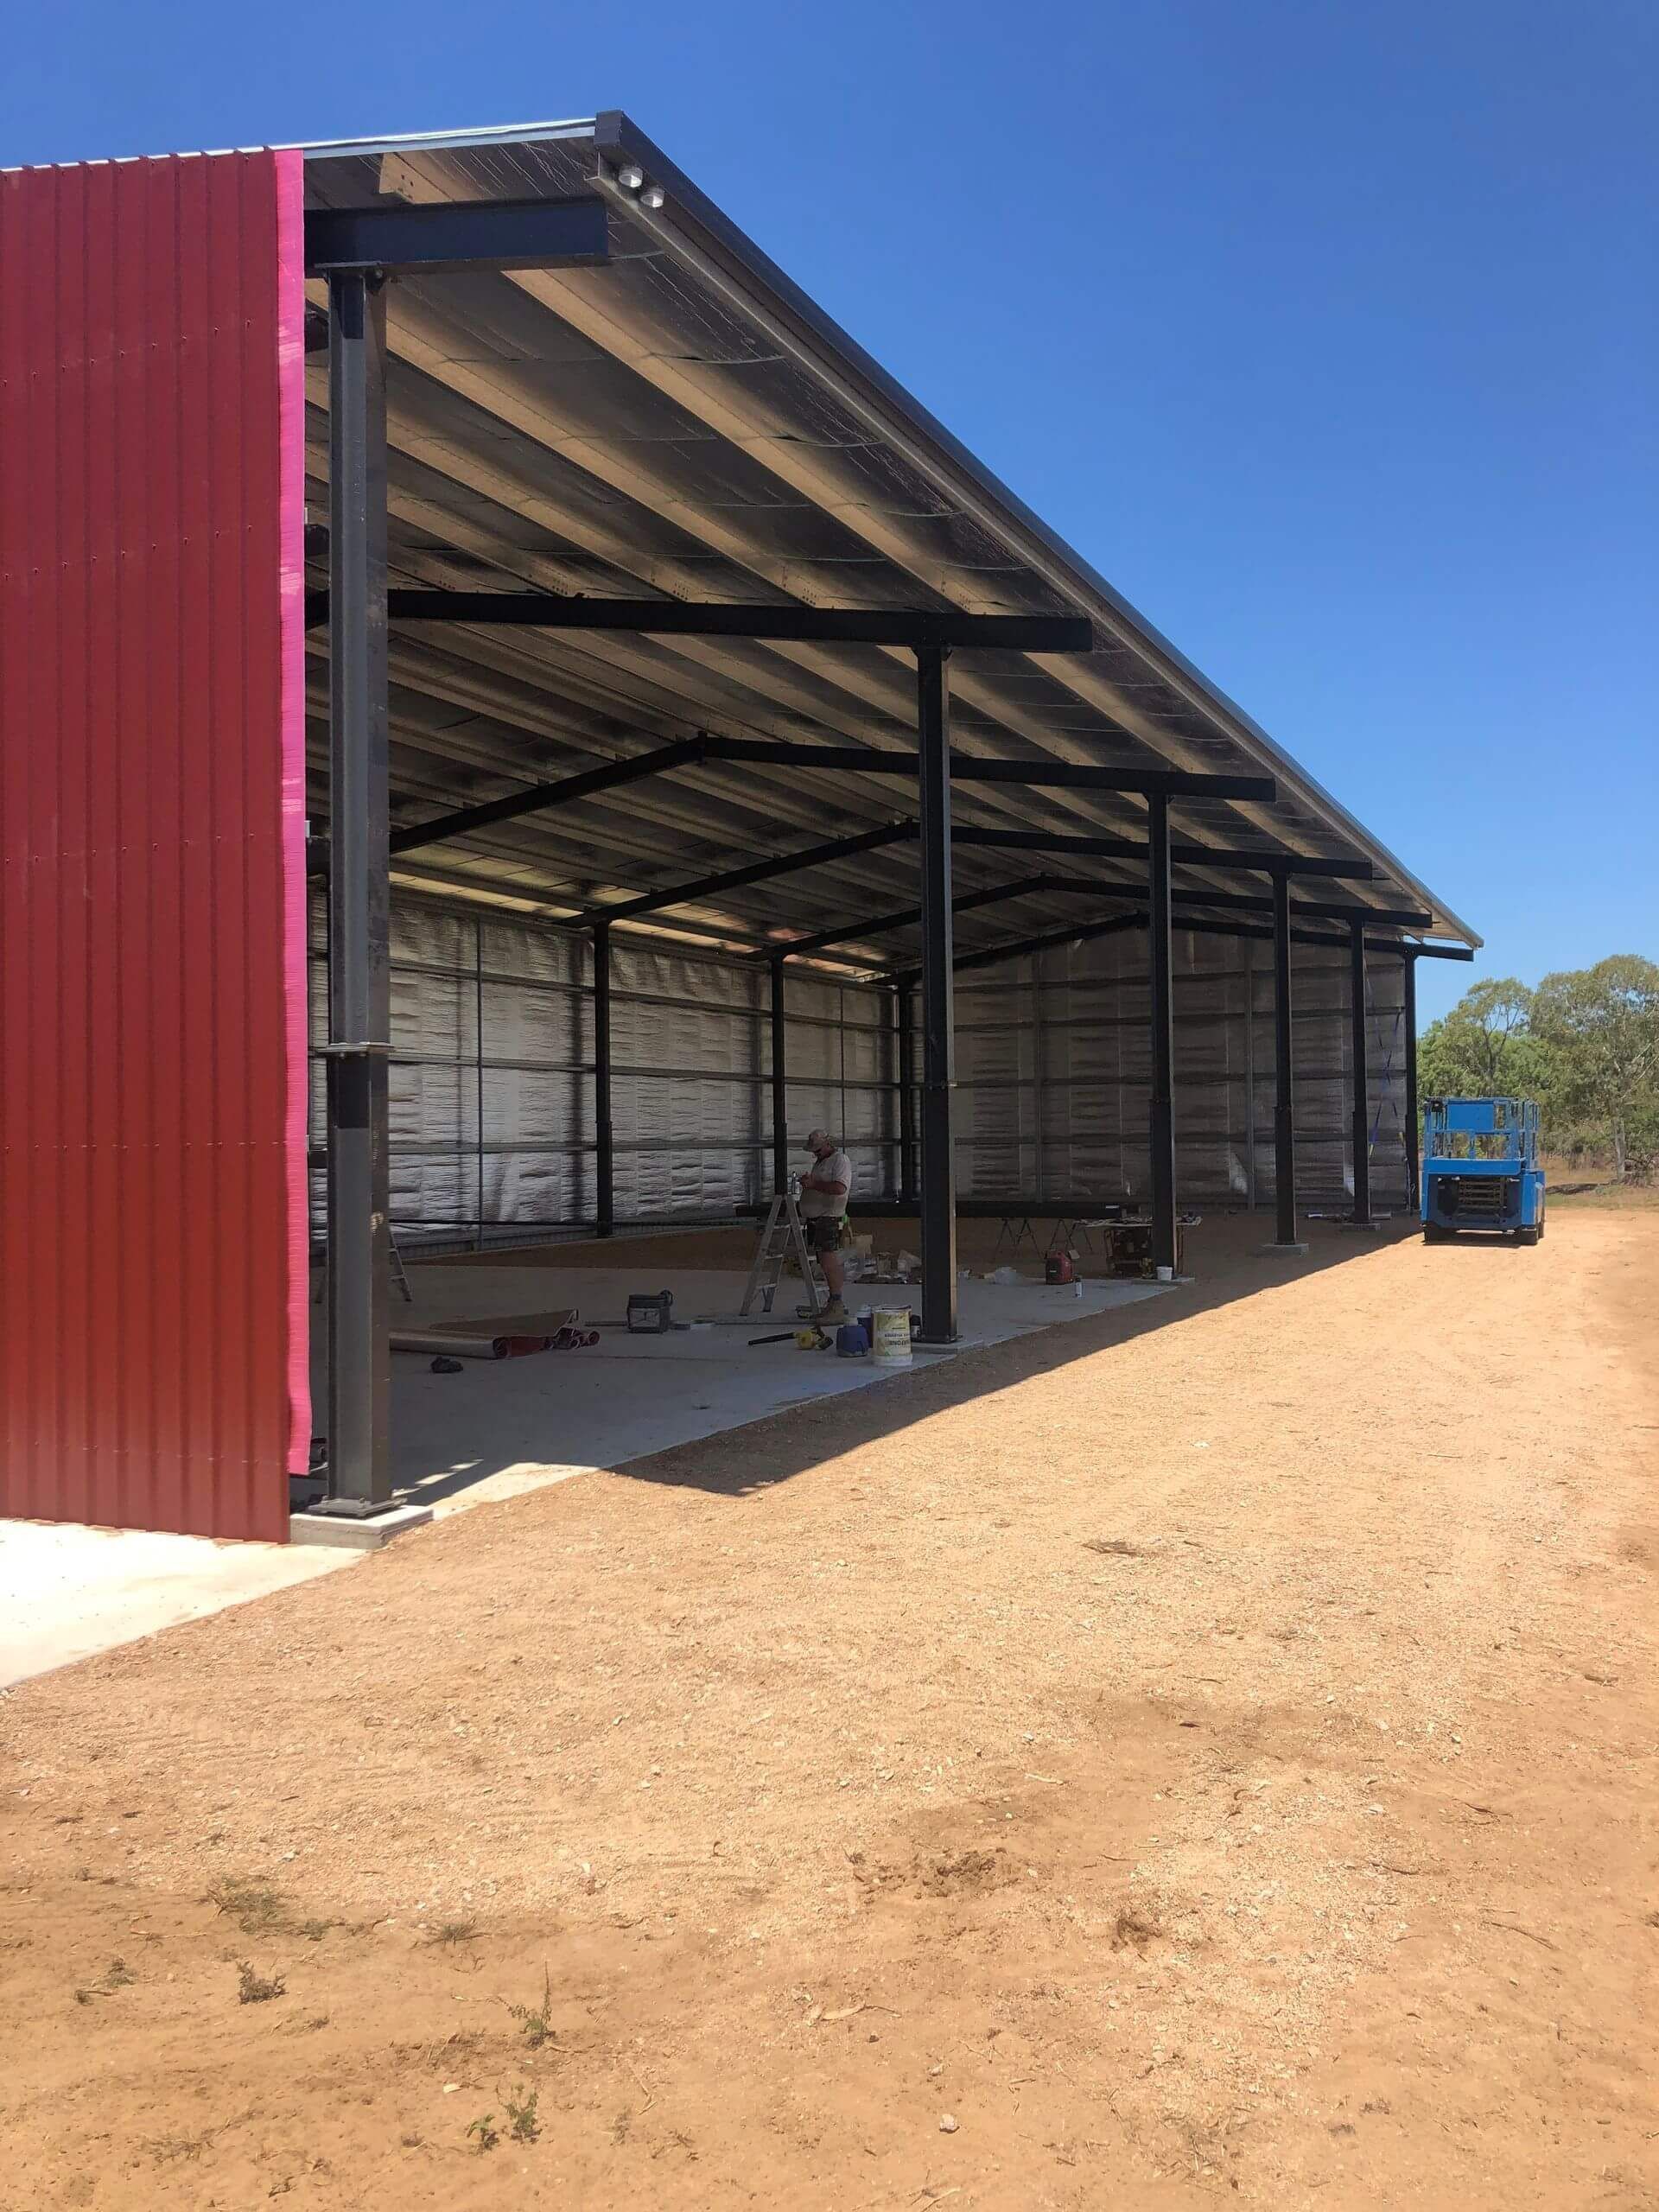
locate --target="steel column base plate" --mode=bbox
[289,1503,435,1549]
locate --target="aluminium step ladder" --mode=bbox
[738,1189,825,1319]
[311,1228,414,1305]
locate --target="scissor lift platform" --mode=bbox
[1421,1096,1546,1244]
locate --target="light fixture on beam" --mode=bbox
[613,160,664,210]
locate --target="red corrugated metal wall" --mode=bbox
[0,149,309,1543]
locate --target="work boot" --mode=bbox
[798,1297,847,1323]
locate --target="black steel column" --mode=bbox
[896,985,918,1203]
[474,918,486,1249]
[593,923,613,1236]
[1270,868,1302,1248]
[769,956,789,1192]
[1402,949,1421,1209]
[1147,791,1178,1274]
[916,645,958,1342]
[1350,917,1372,1226]
[323,272,391,1515]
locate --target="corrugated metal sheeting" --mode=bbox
[0,150,308,1542]
[310,892,1406,1242]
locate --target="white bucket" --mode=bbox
[871,1307,912,1365]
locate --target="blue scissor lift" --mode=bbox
[1421,1096,1546,1244]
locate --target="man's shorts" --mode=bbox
[804,1215,849,1255]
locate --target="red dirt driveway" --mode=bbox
[2,1210,1656,2209]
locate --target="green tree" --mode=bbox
[1417,977,1535,1096]
[1530,956,1659,1179]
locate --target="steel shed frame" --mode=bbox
[1,114,1478,1541]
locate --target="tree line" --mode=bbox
[1418,955,1659,1179]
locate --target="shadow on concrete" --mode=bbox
[609,1212,1414,1501]
[375,1211,1417,1510]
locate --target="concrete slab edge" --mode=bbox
[289,1503,435,1550]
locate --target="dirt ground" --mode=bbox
[3,1210,1657,2209]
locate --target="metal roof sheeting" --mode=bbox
[298,114,1477,964]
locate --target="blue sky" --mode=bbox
[4,0,1653,1023]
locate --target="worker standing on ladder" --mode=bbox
[798,1128,852,1325]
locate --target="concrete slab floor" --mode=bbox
[3,1254,1169,1691]
[0,1520,351,1690]
[315,1262,1171,1520]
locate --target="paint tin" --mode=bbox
[871,1308,912,1364]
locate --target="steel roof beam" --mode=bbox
[1166,888,1434,927]
[952,825,1376,879]
[381,735,707,861]
[887,911,1472,984]
[700,736,1272,799]
[774,875,1048,960]
[1018,875,1432,927]
[837,875,1435,959]
[1171,916,1476,959]
[888,911,1147,985]
[303,195,610,276]
[589,820,917,923]
[892,873,1432,928]
[955,909,1148,978]
[1024,879,1434,928]
[304,588,1093,655]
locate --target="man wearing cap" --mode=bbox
[797,1128,853,1324]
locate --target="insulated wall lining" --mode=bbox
[946,926,1410,1211]
[309,894,1412,1242]
[308,893,899,1241]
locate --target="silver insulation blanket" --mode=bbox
[310,893,1409,1240]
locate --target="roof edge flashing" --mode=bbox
[298,118,600,162]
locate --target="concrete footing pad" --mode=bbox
[289,1503,435,1550]
[1259,1240,1310,1257]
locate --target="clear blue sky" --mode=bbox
[4,0,1653,1023]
